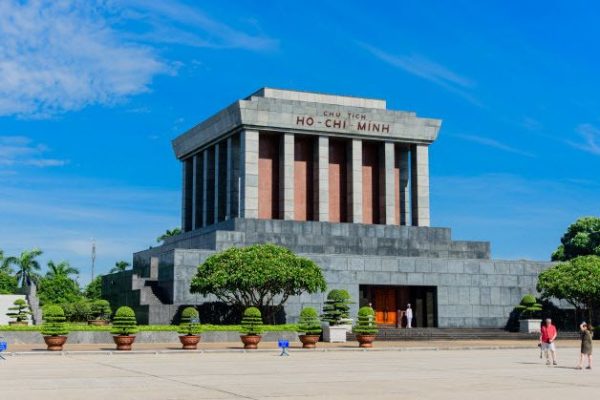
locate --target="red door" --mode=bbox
[374,288,397,325]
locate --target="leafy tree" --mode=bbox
[46,260,79,279]
[85,275,103,300]
[4,248,43,287]
[38,274,81,305]
[0,249,13,274]
[190,244,327,322]
[552,217,600,261]
[0,270,17,294]
[537,255,600,325]
[110,260,130,273]
[157,227,182,243]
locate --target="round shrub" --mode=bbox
[353,306,378,335]
[297,307,322,335]
[111,306,138,336]
[91,300,112,320]
[520,294,537,307]
[178,306,201,335]
[240,307,263,335]
[41,305,68,336]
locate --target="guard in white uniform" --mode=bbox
[405,304,413,328]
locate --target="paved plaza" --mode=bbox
[1,347,597,399]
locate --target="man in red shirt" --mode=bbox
[540,318,558,365]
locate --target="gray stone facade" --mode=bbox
[103,219,551,327]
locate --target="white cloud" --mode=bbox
[0,136,68,168]
[567,124,600,155]
[115,0,278,51]
[357,42,480,106]
[0,0,171,117]
[453,134,536,158]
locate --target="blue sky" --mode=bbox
[1,0,599,284]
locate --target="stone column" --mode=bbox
[383,142,395,225]
[411,144,430,227]
[225,137,233,220]
[281,133,295,220]
[317,136,329,222]
[240,129,259,219]
[202,149,208,227]
[399,148,410,225]
[214,143,220,223]
[181,161,188,231]
[350,139,363,223]
[191,153,198,229]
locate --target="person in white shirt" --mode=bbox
[405,304,413,328]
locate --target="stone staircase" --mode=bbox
[347,328,580,341]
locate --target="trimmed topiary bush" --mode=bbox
[91,299,112,320]
[297,307,322,335]
[6,298,31,324]
[240,307,263,335]
[178,306,202,335]
[515,294,542,319]
[353,306,378,335]
[321,289,351,326]
[111,306,138,336]
[41,305,68,336]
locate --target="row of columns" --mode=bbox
[182,129,430,231]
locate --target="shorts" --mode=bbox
[541,342,556,352]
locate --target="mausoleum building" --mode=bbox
[103,88,551,328]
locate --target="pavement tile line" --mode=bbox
[3,344,578,357]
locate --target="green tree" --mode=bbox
[537,255,600,325]
[157,227,182,243]
[85,275,103,300]
[110,260,130,273]
[0,249,13,274]
[0,271,17,294]
[190,244,327,322]
[552,217,600,261]
[5,248,43,287]
[46,260,79,279]
[38,274,82,305]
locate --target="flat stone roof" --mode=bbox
[173,88,442,159]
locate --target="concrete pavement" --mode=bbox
[0,346,596,399]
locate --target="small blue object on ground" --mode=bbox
[0,338,7,360]
[278,339,290,356]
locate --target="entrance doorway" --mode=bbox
[359,285,438,328]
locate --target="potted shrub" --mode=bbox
[178,306,202,350]
[321,289,352,342]
[6,299,31,326]
[88,300,112,326]
[353,306,378,348]
[111,306,138,350]
[516,294,543,333]
[296,307,322,348]
[240,307,263,349]
[41,305,69,351]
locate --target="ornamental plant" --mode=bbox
[178,307,202,336]
[41,305,68,336]
[6,298,31,323]
[321,289,352,326]
[91,299,112,321]
[515,294,542,319]
[111,306,138,336]
[240,307,263,336]
[297,307,322,335]
[353,306,378,335]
